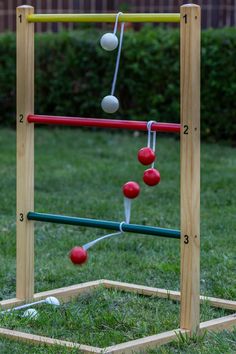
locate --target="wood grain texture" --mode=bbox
[2,281,235,311]
[180,4,201,332]
[0,298,25,310]
[0,328,102,353]
[103,280,181,300]
[16,5,35,301]
[0,313,234,353]
[104,329,189,354]
[103,280,236,311]
[200,314,236,332]
[33,280,103,302]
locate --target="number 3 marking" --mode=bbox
[184,235,189,244]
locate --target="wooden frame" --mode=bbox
[0,280,236,353]
[16,4,35,302]
[180,3,201,333]
[0,4,235,353]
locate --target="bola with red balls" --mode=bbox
[122,181,140,199]
[138,147,155,165]
[69,246,88,265]
[143,168,161,186]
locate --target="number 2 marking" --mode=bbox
[19,114,24,123]
[184,125,189,134]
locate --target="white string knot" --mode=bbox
[113,12,123,34]
[119,221,125,232]
[147,120,156,132]
[82,199,129,250]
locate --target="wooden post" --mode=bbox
[16,6,35,301]
[180,4,201,332]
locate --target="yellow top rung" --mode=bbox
[27,13,180,23]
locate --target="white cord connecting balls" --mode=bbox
[21,296,60,319]
[68,122,161,265]
[100,12,124,114]
[69,181,140,265]
[138,121,161,186]
[1,296,60,320]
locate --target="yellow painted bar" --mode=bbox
[27,13,180,23]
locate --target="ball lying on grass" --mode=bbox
[22,308,38,319]
[69,246,88,265]
[45,296,60,306]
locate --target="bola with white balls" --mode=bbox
[100,33,118,51]
[100,12,124,114]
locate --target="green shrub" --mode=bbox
[0,26,235,142]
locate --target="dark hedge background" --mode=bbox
[0,26,235,142]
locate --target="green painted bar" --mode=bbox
[27,212,180,239]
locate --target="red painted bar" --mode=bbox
[28,115,181,133]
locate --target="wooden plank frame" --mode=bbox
[180,4,201,333]
[16,5,35,301]
[0,280,235,353]
[0,4,235,353]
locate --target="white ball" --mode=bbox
[45,296,60,306]
[101,95,119,114]
[100,33,118,51]
[22,308,38,319]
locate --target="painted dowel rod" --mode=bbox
[27,212,180,239]
[27,115,181,133]
[27,13,180,24]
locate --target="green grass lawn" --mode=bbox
[0,128,235,353]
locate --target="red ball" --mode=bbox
[138,147,155,165]
[143,168,161,186]
[69,247,88,265]
[122,181,140,199]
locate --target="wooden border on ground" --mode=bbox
[0,280,235,353]
[103,280,236,311]
[1,280,235,311]
[0,327,101,353]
